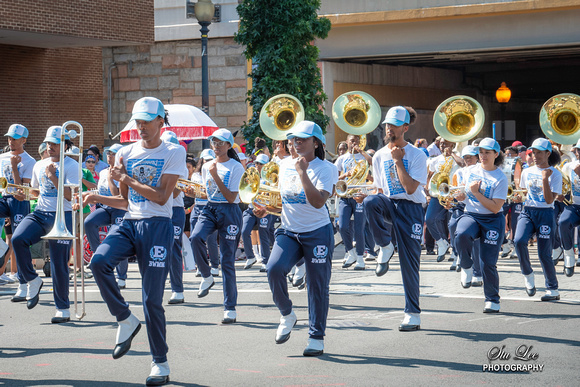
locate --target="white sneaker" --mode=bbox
[275,310,297,344]
[523,272,536,296]
[292,264,306,287]
[436,239,449,262]
[197,276,215,297]
[51,308,71,323]
[500,242,512,257]
[399,312,421,331]
[564,249,575,267]
[483,301,500,313]
[353,255,365,270]
[244,257,257,269]
[342,250,357,268]
[210,267,220,276]
[116,313,141,345]
[222,310,237,324]
[461,267,473,288]
[259,264,267,272]
[377,243,395,264]
[14,283,27,298]
[0,273,15,283]
[117,279,126,289]
[552,246,563,261]
[541,289,560,301]
[26,276,43,300]
[168,292,184,304]
[472,276,483,286]
[303,338,324,356]
[147,361,170,385]
[8,273,19,282]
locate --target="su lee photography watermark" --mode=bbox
[482,344,545,373]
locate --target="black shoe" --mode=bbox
[483,307,500,313]
[471,279,483,287]
[576,259,580,267]
[398,324,420,332]
[375,262,389,277]
[27,282,44,310]
[112,323,141,359]
[447,256,454,262]
[540,294,560,301]
[425,250,435,255]
[11,295,26,303]
[449,265,456,271]
[342,261,355,269]
[303,348,324,356]
[51,316,70,324]
[436,254,446,263]
[525,287,536,297]
[197,278,215,298]
[564,266,574,277]
[168,298,184,305]
[553,259,559,266]
[146,375,169,386]
[292,275,305,288]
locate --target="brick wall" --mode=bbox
[103,38,248,152]
[0,0,153,44]
[0,44,104,156]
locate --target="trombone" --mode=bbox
[42,121,86,320]
[0,177,33,200]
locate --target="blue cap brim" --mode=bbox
[4,133,22,139]
[44,136,61,144]
[383,118,406,126]
[209,135,233,145]
[530,146,551,152]
[131,112,159,122]
[286,133,311,140]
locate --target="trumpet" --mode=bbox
[335,180,377,198]
[0,177,34,200]
[239,167,282,215]
[507,187,528,202]
[437,183,464,207]
[176,178,206,198]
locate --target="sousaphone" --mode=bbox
[259,94,305,141]
[539,93,580,145]
[332,91,381,149]
[433,95,485,142]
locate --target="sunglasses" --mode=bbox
[210,140,227,147]
[85,160,96,164]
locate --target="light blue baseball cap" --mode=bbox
[44,126,65,144]
[131,97,166,122]
[461,145,479,157]
[529,138,552,153]
[161,130,179,145]
[107,144,124,154]
[287,120,326,145]
[200,149,216,160]
[5,124,29,139]
[478,137,500,153]
[255,154,269,164]
[382,106,410,126]
[208,128,234,146]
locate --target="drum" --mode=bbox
[500,157,523,188]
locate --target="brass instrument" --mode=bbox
[259,94,305,141]
[260,161,279,186]
[336,180,377,198]
[176,178,206,198]
[539,93,580,145]
[42,121,86,320]
[433,95,485,142]
[0,177,33,200]
[337,159,370,198]
[239,167,282,215]
[507,188,528,202]
[437,183,464,207]
[556,161,573,205]
[332,91,381,150]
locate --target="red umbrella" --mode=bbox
[118,104,219,143]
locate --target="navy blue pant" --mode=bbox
[0,196,31,284]
[267,223,333,339]
[455,212,504,303]
[241,208,275,264]
[191,203,242,311]
[338,198,366,256]
[558,204,580,250]
[84,205,128,279]
[91,217,172,364]
[449,205,481,276]
[169,207,186,293]
[190,204,219,269]
[364,220,377,256]
[514,207,558,290]
[12,211,72,309]
[509,203,523,240]
[425,198,449,242]
[552,201,565,250]
[364,194,423,314]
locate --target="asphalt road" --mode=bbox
[1,244,579,386]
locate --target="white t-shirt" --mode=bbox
[0,151,36,195]
[278,157,337,233]
[202,159,244,204]
[372,143,428,204]
[31,157,79,212]
[562,161,580,205]
[97,168,119,197]
[335,152,366,175]
[462,164,508,214]
[520,165,562,208]
[116,140,186,219]
[172,157,188,208]
[427,143,441,157]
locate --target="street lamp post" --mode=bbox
[496,82,512,148]
[194,0,215,115]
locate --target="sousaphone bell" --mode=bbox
[539,93,580,145]
[433,95,485,142]
[332,91,381,149]
[259,94,305,141]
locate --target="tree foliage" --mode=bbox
[234,0,331,151]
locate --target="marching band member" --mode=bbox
[454,138,508,313]
[241,153,275,272]
[336,134,372,270]
[160,131,188,304]
[558,140,580,276]
[513,138,562,301]
[426,139,464,262]
[188,149,220,277]
[84,144,128,288]
[12,126,78,322]
[0,124,35,302]
[190,129,244,324]
[257,120,336,356]
[87,97,185,385]
[363,106,427,331]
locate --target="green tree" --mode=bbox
[234,0,331,151]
